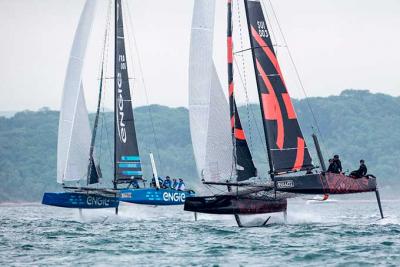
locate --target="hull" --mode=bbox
[184,194,287,215]
[275,173,377,194]
[42,192,119,209]
[118,188,195,205]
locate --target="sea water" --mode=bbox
[1,195,399,266]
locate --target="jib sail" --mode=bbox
[114,0,142,183]
[227,0,257,181]
[244,0,313,174]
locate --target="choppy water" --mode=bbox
[1,194,400,266]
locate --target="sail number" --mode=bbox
[119,54,126,70]
[257,21,269,38]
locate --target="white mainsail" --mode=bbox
[189,0,233,182]
[57,0,97,183]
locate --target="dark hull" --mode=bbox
[184,194,287,215]
[42,192,119,209]
[275,173,377,194]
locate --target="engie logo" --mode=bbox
[116,54,128,143]
[86,196,110,206]
[276,180,294,189]
[163,192,186,202]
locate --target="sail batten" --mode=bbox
[114,0,142,183]
[244,0,314,174]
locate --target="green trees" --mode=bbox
[0,90,398,202]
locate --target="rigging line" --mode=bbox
[99,0,114,173]
[263,0,327,150]
[124,0,164,174]
[259,0,278,51]
[101,109,114,181]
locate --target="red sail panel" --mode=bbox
[244,0,313,174]
[227,0,257,181]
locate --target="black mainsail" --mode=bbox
[114,0,142,185]
[244,0,313,174]
[227,0,257,181]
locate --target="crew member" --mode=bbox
[151,176,156,188]
[327,158,336,173]
[172,178,178,190]
[158,177,164,187]
[132,179,140,189]
[177,178,185,191]
[333,155,342,174]
[350,160,367,178]
[162,176,172,189]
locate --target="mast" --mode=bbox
[113,0,117,189]
[243,0,274,176]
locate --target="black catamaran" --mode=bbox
[185,0,287,226]
[185,0,383,225]
[241,0,382,217]
[43,0,194,210]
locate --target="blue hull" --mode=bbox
[42,192,119,209]
[119,188,195,205]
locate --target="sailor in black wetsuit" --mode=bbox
[327,158,335,172]
[350,160,367,178]
[332,155,342,174]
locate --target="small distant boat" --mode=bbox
[42,0,194,211]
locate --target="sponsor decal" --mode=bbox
[276,180,294,189]
[86,196,110,207]
[120,192,132,199]
[163,192,186,202]
[116,44,128,143]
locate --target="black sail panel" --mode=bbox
[114,0,142,182]
[228,0,257,181]
[233,103,257,181]
[244,0,313,174]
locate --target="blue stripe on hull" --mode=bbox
[118,188,195,206]
[42,192,119,209]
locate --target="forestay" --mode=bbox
[189,0,233,182]
[57,0,97,183]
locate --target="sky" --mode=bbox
[0,0,399,111]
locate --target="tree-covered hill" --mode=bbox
[0,90,399,202]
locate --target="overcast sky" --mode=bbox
[0,0,399,111]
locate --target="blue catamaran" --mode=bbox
[42,0,194,212]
